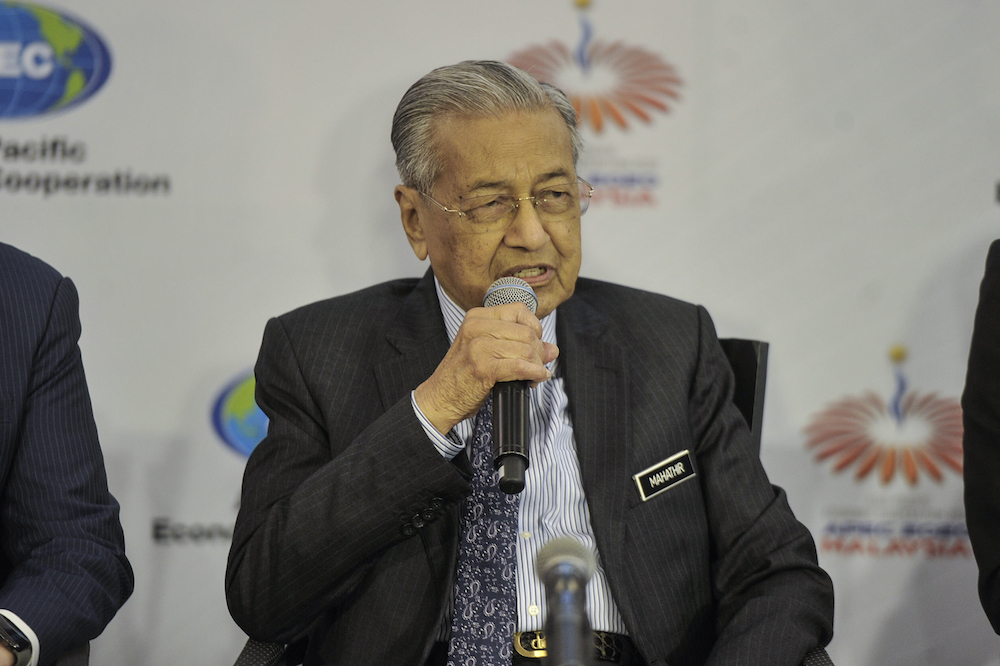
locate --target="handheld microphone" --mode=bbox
[482,277,538,494]
[537,537,596,666]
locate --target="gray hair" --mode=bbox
[391,60,583,193]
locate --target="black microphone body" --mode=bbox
[538,537,596,666]
[492,380,529,494]
[482,277,538,494]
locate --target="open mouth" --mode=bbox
[508,267,547,280]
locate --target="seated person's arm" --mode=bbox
[225,313,469,641]
[688,306,834,664]
[0,278,133,665]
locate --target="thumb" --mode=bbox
[543,342,559,365]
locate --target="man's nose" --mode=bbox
[504,200,549,250]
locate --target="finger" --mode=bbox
[471,334,549,368]
[542,341,559,365]
[460,316,543,349]
[469,302,543,339]
[510,303,544,338]
[491,357,553,385]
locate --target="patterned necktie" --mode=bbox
[448,394,520,666]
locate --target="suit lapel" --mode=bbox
[369,270,464,647]
[373,270,450,411]
[557,292,633,614]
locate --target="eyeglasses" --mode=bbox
[420,177,594,234]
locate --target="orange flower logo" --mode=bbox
[804,346,963,485]
[507,11,681,132]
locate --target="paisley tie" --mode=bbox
[448,395,520,666]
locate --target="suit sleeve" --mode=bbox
[963,240,1000,633]
[0,277,134,666]
[225,315,469,641]
[687,306,834,665]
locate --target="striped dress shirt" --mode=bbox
[412,279,627,636]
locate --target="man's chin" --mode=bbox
[535,287,574,318]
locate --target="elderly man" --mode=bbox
[226,61,834,666]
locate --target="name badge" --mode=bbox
[633,450,696,501]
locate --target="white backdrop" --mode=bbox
[3,1,1000,664]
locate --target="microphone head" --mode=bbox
[537,536,596,583]
[483,277,538,314]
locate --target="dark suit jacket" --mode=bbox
[0,244,134,665]
[227,271,834,666]
[963,239,1000,633]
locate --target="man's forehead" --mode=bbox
[430,109,575,191]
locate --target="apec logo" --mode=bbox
[212,372,268,457]
[0,2,112,118]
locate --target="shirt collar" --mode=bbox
[433,276,558,349]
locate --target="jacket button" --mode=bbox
[430,497,444,509]
[422,508,437,522]
[411,514,426,529]
[401,524,416,537]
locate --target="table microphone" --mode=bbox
[482,277,538,494]
[537,536,596,666]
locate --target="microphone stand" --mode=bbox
[539,539,595,666]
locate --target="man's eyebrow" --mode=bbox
[537,169,572,183]
[462,170,573,197]
[463,179,508,195]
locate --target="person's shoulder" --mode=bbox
[572,277,699,321]
[568,279,712,369]
[986,239,1000,272]
[567,278,708,352]
[0,242,65,295]
[273,277,424,332]
[0,244,72,331]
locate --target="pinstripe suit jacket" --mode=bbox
[227,270,833,666]
[0,244,133,665]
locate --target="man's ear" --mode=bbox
[395,185,428,261]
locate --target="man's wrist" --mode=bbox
[411,390,464,460]
[412,381,456,435]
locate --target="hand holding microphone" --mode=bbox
[411,276,557,448]
[483,277,538,494]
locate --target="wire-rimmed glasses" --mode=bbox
[420,177,594,234]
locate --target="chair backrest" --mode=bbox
[233,638,287,666]
[718,338,769,453]
[55,642,89,666]
[802,646,835,665]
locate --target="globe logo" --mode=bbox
[212,372,269,457]
[0,2,112,118]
